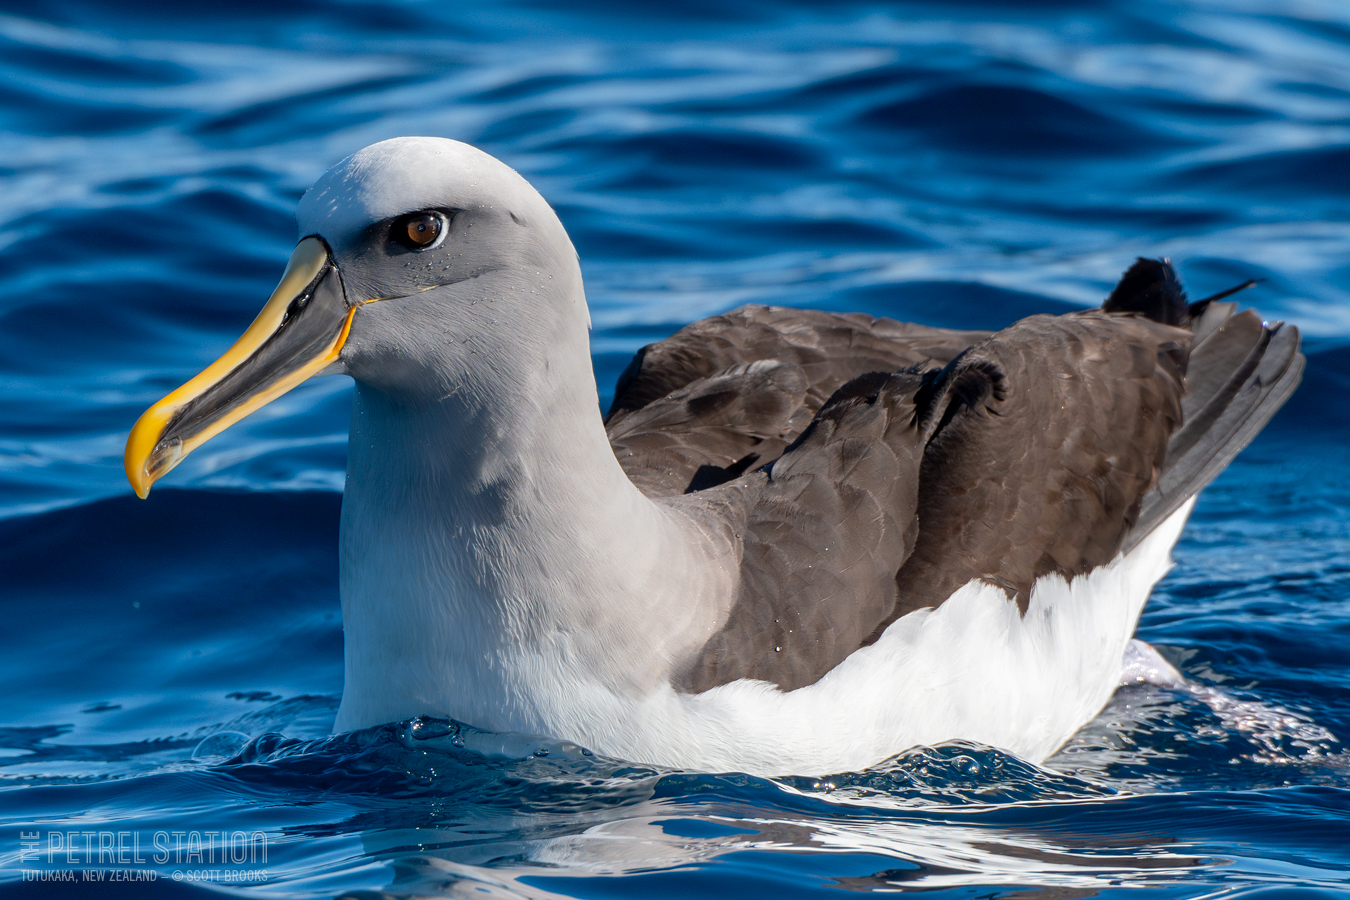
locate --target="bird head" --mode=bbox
[124,136,583,498]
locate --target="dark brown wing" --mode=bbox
[668,261,1301,695]
[883,310,1190,624]
[606,360,808,498]
[606,304,987,495]
[678,310,1193,692]
[676,371,932,693]
[887,266,1304,622]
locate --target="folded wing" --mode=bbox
[606,264,1302,695]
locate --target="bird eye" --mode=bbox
[393,212,443,250]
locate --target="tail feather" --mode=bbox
[1123,298,1303,551]
[1098,257,1302,549]
[1103,257,1189,326]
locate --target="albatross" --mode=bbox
[124,136,1303,776]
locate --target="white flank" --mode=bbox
[572,496,1197,776]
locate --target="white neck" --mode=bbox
[332,325,734,735]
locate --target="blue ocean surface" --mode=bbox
[1,0,1349,897]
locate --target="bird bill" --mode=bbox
[123,236,353,498]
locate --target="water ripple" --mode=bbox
[1,1,1349,897]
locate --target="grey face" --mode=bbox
[125,136,585,494]
[330,205,523,305]
[295,138,585,402]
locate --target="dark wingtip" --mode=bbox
[1188,278,1262,318]
[1103,257,1190,327]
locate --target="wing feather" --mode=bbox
[632,264,1301,695]
[605,304,986,494]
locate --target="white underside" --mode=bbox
[336,496,1196,777]
[528,497,1197,776]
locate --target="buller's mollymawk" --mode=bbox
[124,137,1303,776]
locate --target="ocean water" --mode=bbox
[1,0,1349,896]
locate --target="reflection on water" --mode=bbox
[2,700,1345,896]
